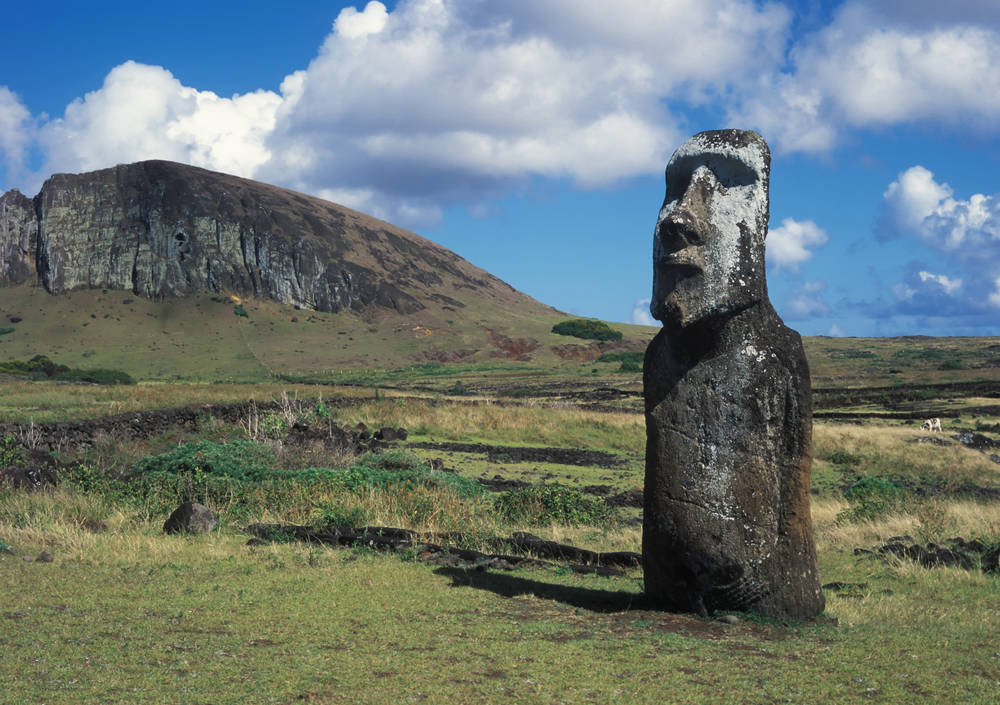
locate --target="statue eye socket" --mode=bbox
[666,156,759,198]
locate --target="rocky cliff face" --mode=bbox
[0,189,37,286]
[1,161,525,316]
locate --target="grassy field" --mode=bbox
[1,285,999,704]
[2,374,999,704]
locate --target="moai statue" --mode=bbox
[643,129,824,620]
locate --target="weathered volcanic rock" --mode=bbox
[163,501,218,534]
[1,160,535,317]
[0,189,37,285]
[643,130,823,620]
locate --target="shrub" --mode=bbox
[133,440,278,483]
[595,351,644,365]
[234,304,249,318]
[0,355,133,384]
[1,436,27,466]
[551,319,623,342]
[495,484,619,526]
[837,476,905,523]
[55,368,135,385]
[827,450,862,467]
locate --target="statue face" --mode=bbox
[651,130,770,326]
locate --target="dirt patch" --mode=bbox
[486,329,540,361]
[551,341,645,362]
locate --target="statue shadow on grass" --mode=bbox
[433,566,656,613]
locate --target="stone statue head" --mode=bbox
[650,129,770,326]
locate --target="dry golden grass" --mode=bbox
[812,496,1000,545]
[349,397,644,451]
[0,379,372,423]
[813,422,1000,487]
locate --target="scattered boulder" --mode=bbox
[374,427,408,442]
[36,550,54,563]
[163,502,218,534]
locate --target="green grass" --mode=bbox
[0,504,997,705]
[1,309,999,703]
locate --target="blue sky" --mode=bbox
[1,0,998,336]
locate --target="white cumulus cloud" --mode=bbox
[631,298,656,326]
[334,1,389,39]
[732,2,1000,153]
[917,270,962,295]
[880,165,1000,252]
[258,0,790,224]
[767,218,828,271]
[36,61,284,188]
[0,87,33,189]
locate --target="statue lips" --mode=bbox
[654,220,705,298]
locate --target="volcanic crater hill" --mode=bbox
[0,160,545,318]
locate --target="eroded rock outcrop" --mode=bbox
[0,189,37,285]
[643,130,824,620]
[1,161,530,317]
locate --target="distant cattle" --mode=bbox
[921,418,942,433]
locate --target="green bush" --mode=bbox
[837,476,905,523]
[551,319,623,342]
[0,355,134,384]
[1,436,26,467]
[234,304,249,318]
[495,484,619,526]
[133,440,278,483]
[55,368,135,385]
[827,450,863,467]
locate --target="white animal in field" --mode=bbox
[921,418,942,433]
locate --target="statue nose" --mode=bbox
[660,168,714,248]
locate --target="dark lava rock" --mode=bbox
[952,433,998,450]
[478,475,531,492]
[0,465,59,490]
[643,130,823,621]
[163,502,218,534]
[861,536,999,574]
[374,426,408,442]
[606,488,644,508]
[580,484,614,496]
[914,436,952,446]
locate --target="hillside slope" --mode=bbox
[0,160,548,319]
